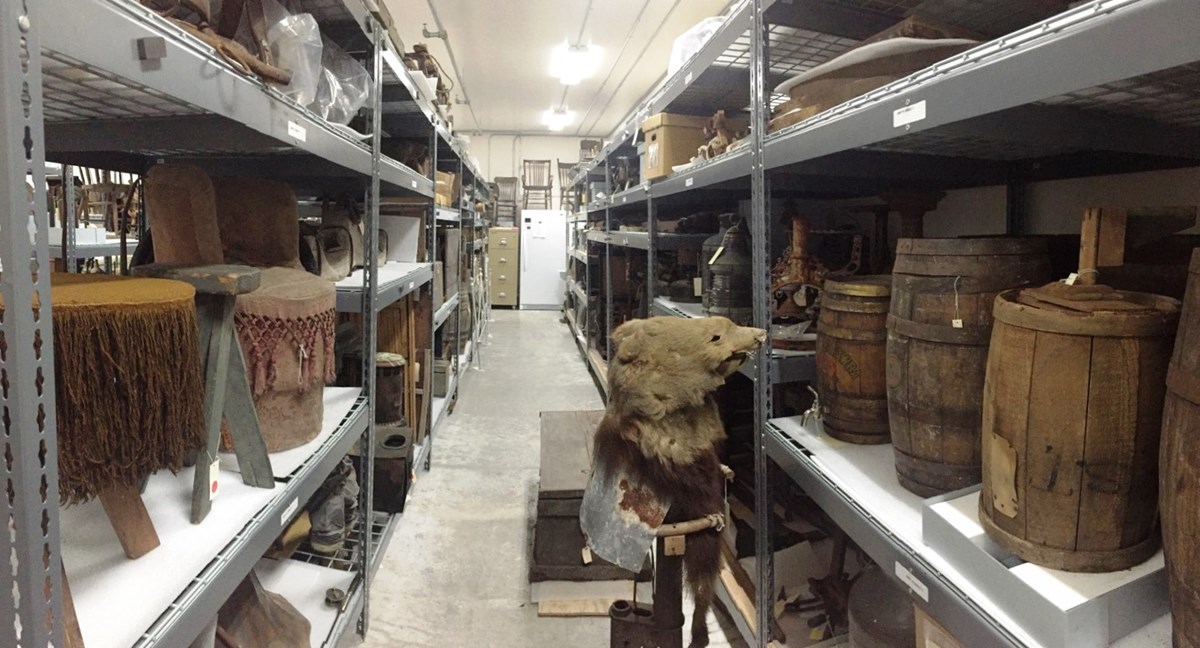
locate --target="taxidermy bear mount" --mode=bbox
[585,316,766,648]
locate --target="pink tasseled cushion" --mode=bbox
[234,267,336,452]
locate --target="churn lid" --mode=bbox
[823,274,891,298]
[376,352,407,367]
[996,282,1180,337]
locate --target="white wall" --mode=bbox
[469,134,590,211]
[923,167,1200,238]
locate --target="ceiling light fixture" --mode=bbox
[543,106,575,132]
[549,41,603,86]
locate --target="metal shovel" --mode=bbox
[579,454,672,573]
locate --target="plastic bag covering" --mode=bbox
[668,16,723,76]
[310,36,372,125]
[263,0,322,106]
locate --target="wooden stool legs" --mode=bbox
[193,292,274,524]
[97,482,160,559]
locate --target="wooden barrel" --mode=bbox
[979,283,1178,572]
[1161,250,1200,644]
[817,275,891,444]
[847,567,915,648]
[887,238,1050,497]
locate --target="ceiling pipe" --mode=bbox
[421,0,481,130]
[576,0,679,136]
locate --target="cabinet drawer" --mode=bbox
[491,272,514,285]
[492,289,518,305]
[490,254,514,268]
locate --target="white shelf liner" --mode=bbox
[335,261,426,294]
[255,557,355,648]
[63,388,360,648]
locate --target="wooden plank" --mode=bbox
[223,341,274,488]
[193,295,235,524]
[97,483,160,559]
[1125,335,1172,547]
[1023,332,1091,550]
[1079,207,1101,285]
[132,263,260,295]
[1076,336,1138,552]
[539,410,604,497]
[537,600,613,617]
[982,322,1037,540]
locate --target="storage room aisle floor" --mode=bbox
[359,310,748,647]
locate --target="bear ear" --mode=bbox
[612,319,646,363]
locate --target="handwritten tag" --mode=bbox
[685,71,694,85]
[209,459,221,500]
[708,245,725,265]
[693,277,702,297]
[952,318,963,328]
[685,177,695,187]
[1065,272,1079,285]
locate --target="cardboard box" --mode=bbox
[914,605,966,648]
[438,229,461,298]
[436,171,456,207]
[641,113,709,181]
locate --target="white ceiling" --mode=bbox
[381,0,731,136]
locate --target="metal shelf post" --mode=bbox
[2,2,66,645]
[750,0,775,645]
[355,17,386,639]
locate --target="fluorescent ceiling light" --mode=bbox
[543,107,575,132]
[549,41,602,86]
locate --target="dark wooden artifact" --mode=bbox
[375,352,407,424]
[217,570,311,648]
[886,238,1051,496]
[847,566,916,648]
[1162,250,1200,646]
[816,275,892,444]
[979,282,1178,571]
[371,424,412,514]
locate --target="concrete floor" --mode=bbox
[361,310,610,647]
[359,310,748,647]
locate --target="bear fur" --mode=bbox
[593,316,766,648]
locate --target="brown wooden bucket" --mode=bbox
[1161,250,1200,643]
[817,275,891,444]
[887,238,1050,497]
[980,283,1179,572]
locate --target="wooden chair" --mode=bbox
[522,159,553,209]
[495,176,520,223]
[558,160,578,212]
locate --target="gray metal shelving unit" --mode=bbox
[7,0,490,645]
[564,0,1200,646]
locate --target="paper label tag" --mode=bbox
[708,245,725,265]
[895,561,930,601]
[952,318,963,328]
[893,100,927,128]
[209,459,221,500]
[287,120,307,142]
[685,71,694,85]
[685,177,695,187]
[411,180,418,188]
[408,281,415,291]
[281,497,299,527]
[693,277,702,297]
[1065,272,1079,285]
[581,546,593,565]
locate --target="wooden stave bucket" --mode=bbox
[1161,250,1200,644]
[847,567,916,648]
[980,286,1179,572]
[817,275,892,444]
[886,238,1051,497]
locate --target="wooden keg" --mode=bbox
[817,275,891,444]
[847,567,916,648]
[1161,250,1200,644]
[979,282,1178,572]
[887,238,1050,497]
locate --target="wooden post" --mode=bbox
[883,191,946,240]
[1078,207,1128,285]
[97,483,161,559]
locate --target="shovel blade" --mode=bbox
[579,457,671,573]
